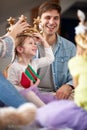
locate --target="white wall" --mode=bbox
[60,0,76,13]
[60,0,87,13]
[0,12,30,36]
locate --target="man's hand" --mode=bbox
[56,84,73,99]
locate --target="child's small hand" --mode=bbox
[33,32,50,48]
[31,78,40,87]
[33,32,44,43]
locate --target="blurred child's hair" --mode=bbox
[75,10,87,55]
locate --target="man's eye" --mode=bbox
[45,16,50,20]
[54,16,59,20]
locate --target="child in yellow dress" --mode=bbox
[68,10,87,110]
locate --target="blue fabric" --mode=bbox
[0,72,27,108]
[52,35,76,90]
[38,35,76,90]
[0,100,5,107]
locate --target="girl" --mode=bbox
[7,32,55,107]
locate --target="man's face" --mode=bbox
[40,10,60,36]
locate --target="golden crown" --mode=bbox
[7,15,43,36]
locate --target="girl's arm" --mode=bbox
[34,47,54,69]
[33,33,54,69]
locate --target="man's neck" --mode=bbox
[43,33,57,46]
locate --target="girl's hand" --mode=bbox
[33,32,50,48]
[31,78,40,87]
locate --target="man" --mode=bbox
[37,1,76,99]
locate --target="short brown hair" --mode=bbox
[38,1,61,17]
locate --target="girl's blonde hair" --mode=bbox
[15,35,32,55]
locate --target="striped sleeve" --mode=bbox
[0,36,15,60]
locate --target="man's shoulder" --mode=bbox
[58,35,76,48]
[58,35,74,44]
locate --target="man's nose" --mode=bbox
[49,18,54,24]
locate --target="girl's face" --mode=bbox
[22,37,37,57]
[40,10,60,36]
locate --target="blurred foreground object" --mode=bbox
[75,9,87,49]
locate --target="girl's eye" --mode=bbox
[29,42,32,44]
[34,43,37,45]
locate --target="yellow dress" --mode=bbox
[68,55,87,110]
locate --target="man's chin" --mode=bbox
[47,32,55,36]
